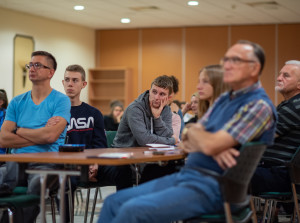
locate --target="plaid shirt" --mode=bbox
[199,82,274,144]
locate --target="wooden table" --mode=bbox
[0,147,185,223]
[0,147,184,165]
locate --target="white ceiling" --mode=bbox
[1,0,300,29]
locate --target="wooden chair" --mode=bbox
[180,142,266,223]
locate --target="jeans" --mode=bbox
[98,168,223,223]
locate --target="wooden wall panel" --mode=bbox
[95,23,300,108]
[231,25,276,104]
[96,29,139,102]
[185,26,228,102]
[277,24,300,104]
[141,28,182,97]
[278,24,300,63]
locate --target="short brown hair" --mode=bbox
[151,75,173,95]
[169,75,179,94]
[65,64,86,81]
[31,51,57,70]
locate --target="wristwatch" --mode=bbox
[12,127,19,134]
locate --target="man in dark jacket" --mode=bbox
[62,64,132,222]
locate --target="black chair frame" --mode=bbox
[182,142,266,223]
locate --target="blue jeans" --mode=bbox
[98,168,223,223]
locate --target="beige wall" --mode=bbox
[0,7,95,102]
[2,7,298,107]
[96,24,300,106]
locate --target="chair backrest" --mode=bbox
[288,146,300,184]
[221,142,266,203]
[105,131,117,148]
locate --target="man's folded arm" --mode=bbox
[17,116,67,144]
[0,120,34,148]
[182,125,238,155]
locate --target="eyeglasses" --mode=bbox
[221,57,256,65]
[25,63,51,70]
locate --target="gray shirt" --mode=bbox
[113,90,175,147]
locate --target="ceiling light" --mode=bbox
[187,1,199,6]
[74,5,85,11]
[121,18,131,24]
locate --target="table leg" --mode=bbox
[40,173,48,223]
[26,169,80,223]
[59,174,67,223]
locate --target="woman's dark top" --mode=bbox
[104,115,119,131]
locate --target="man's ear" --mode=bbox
[47,69,55,80]
[297,80,300,90]
[82,81,87,89]
[250,62,261,77]
[62,80,64,86]
[167,95,173,106]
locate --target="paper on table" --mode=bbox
[146,144,174,148]
[96,152,132,159]
[149,147,175,151]
[146,144,175,151]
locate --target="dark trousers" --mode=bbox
[251,166,292,195]
[139,160,184,184]
[251,165,300,214]
[65,165,133,222]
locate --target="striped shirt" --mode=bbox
[264,93,300,161]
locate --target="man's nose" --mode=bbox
[277,74,282,81]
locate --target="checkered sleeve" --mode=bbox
[222,99,274,144]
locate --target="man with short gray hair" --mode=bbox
[251,60,300,199]
[98,40,277,223]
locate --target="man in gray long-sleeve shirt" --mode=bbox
[113,75,180,183]
[113,75,178,148]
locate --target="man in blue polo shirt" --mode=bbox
[0,51,71,223]
[97,40,277,223]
